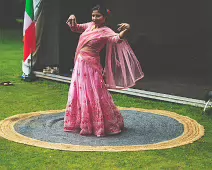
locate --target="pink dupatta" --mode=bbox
[75,22,144,89]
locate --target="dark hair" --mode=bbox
[92,5,111,17]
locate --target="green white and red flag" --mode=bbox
[22,0,36,76]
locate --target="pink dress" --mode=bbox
[64,22,144,137]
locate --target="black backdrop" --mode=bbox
[59,0,211,76]
[1,0,211,99]
[58,0,212,99]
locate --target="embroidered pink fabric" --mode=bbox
[64,22,144,137]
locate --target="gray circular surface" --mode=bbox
[14,110,184,146]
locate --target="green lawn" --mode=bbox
[0,29,212,170]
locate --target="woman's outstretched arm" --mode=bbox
[107,23,131,43]
[66,15,89,33]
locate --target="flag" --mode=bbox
[22,0,36,76]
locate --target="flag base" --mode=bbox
[21,72,36,82]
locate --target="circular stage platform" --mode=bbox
[0,107,204,152]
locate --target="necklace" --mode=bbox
[91,25,96,31]
[91,23,105,31]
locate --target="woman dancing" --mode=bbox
[64,5,144,137]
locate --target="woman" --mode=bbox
[64,5,144,137]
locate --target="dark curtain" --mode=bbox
[34,0,60,70]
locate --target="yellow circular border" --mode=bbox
[0,107,204,152]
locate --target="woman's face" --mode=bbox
[92,10,106,26]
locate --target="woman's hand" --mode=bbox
[66,15,77,26]
[117,23,130,32]
[117,23,130,39]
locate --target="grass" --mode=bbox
[0,29,212,170]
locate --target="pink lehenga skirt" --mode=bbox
[64,53,124,137]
